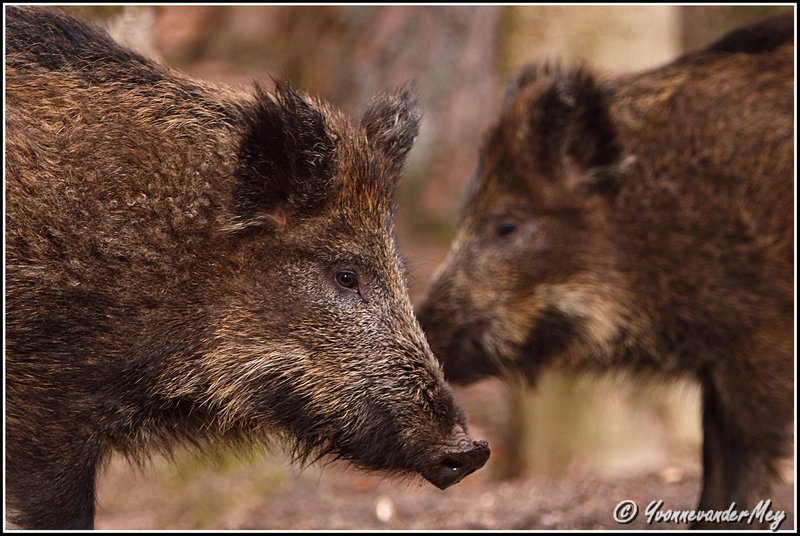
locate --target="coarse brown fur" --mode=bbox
[418,14,794,528]
[5,6,488,529]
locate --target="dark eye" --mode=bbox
[496,223,517,238]
[335,271,358,290]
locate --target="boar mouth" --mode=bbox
[339,397,491,489]
[438,323,502,384]
[437,309,575,386]
[418,436,490,489]
[307,398,489,488]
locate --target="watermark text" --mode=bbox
[613,499,787,531]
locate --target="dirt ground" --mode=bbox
[95,450,794,531]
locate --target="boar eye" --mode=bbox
[335,271,358,290]
[496,223,517,238]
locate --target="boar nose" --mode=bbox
[422,438,490,490]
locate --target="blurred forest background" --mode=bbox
[53,5,793,529]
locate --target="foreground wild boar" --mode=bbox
[6,6,488,530]
[418,15,793,526]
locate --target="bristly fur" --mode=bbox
[697,12,793,56]
[658,13,794,71]
[5,4,161,83]
[5,6,241,120]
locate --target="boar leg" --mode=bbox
[694,375,784,529]
[8,435,97,529]
[696,385,731,514]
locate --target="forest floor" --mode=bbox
[96,450,794,530]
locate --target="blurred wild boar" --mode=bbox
[6,6,489,529]
[418,15,793,525]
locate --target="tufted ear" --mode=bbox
[230,81,336,232]
[513,66,624,197]
[361,82,422,181]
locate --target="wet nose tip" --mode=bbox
[426,439,490,490]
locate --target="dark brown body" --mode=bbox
[418,15,793,527]
[6,7,488,529]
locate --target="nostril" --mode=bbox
[441,457,462,471]
[421,437,490,490]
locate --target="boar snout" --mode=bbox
[420,430,490,489]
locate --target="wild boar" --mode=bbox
[6,6,488,529]
[418,14,793,526]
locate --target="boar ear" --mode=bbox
[361,82,422,179]
[527,67,623,197]
[503,64,546,107]
[230,81,336,232]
